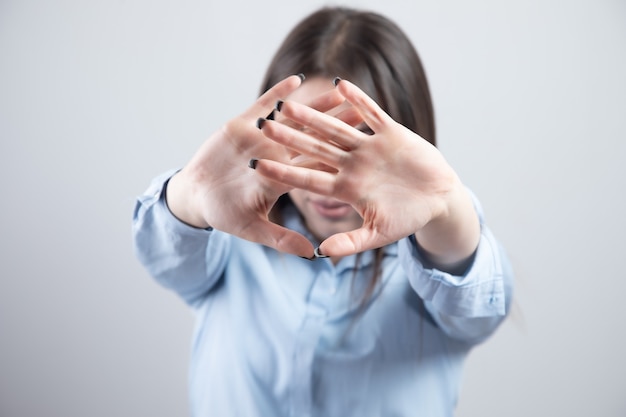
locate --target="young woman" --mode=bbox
[133,7,513,417]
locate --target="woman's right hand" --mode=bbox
[165,75,342,258]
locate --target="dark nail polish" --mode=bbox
[314,247,329,258]
[256,118,266,129]
[275,100,284,112]
[248,158,258,169]
[297,73,305,82]
[266,110,275,121]
[332,77,342,87]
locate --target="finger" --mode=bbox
[306,88,346,113]
[334,79,394,133]
[318,227,388,258]
[268,81,345,137]
[253,158,337,197]
[254,74,305,113]
[333,107,372,134]
[259,119,348,168]
[276,99,367,150]
[290,154,337,173]
[272,82,345,124]
[243,218,315,258]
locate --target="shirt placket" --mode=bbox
[290,260,339,417]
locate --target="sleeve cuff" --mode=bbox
[134,168,213,238]
[399,229,506,318]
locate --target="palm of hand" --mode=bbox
[173,76,319,257]
[254,79,459,257]
[339,123,456,253]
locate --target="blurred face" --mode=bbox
[285,77,363,242]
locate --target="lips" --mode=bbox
[310,198,353,219]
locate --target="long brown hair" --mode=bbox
[262,7,437,308]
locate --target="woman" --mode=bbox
[133,7,513,417]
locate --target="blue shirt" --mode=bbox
[132,170,513,417]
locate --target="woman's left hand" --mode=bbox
[254,79,480,264]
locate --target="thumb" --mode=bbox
[317,227,386,258]
[244,218,315,258]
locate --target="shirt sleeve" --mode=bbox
[397,189,514,344]
[132,170,230,307]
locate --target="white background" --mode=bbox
[1,0,625,416]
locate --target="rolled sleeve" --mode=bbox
[398,191,514,343]
[399,228,507,318]
[132,170,229,306]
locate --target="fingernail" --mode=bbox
[297,73,305,82]
[256,118,266,129]
[248,158,258,169]
[275,100,284,112]
[299,255,315,261]
[314,247,329,258]
[332,77,342,87]
[266,110,275,121]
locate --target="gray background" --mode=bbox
[1,0,625,416]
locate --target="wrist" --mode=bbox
[415,182,480,267]
[165,172,211,229]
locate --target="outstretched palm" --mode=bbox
[254,79,464,257]
[167,75,344,258]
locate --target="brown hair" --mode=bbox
[263,7,436,308]
[261,7,435,143]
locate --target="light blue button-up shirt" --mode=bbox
[132,170,513,417]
